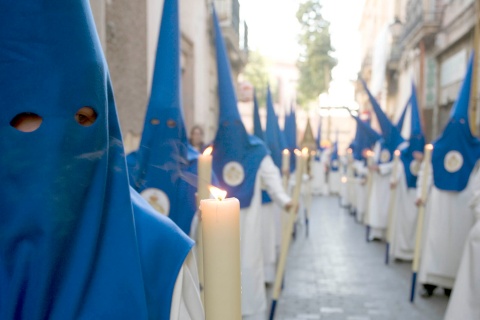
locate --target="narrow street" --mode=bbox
[273,196,449,320]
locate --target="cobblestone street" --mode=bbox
[272,196,449,320]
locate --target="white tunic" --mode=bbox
[353,160,369,223]
[366,145,393,240]
[241,156,291,319]
[444,171,480,319]
[389,164,417,260]
[261,202,276,284]
[170,250,205,320]
[418,163,478,289]
[329,169,341,195]
[311,151,329,196]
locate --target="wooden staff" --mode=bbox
[410,144,433,303]
[269,148,307,320]
[385,150,401,265]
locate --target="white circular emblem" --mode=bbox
[380,149,391,163]
[444,151,463,173]
[223,161,245,187]
[409,159,421,176]
[141,188,170,216]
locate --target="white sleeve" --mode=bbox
[353,161,368,176]
[170,250,205,320]
[260,155,292,208]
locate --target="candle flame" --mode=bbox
[394,150,401,157]
[203,146,213,156]
[294,149,302,156]
[426,144,433,151]
[209,186,227,201]
[366,150,374,157]
[282,149,290,155]
[341,176,347,183]
[347,148,352,154]
[301,147,309,156]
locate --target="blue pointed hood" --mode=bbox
[265,86,288,168]
[316,120,323,151]
[211,7,268,208]
[0,1,149,318]
[350,114,382,161]
[401,82,426,188]
[284,106,298,172]
[330,131,340,171]
[130,0,199,234]
[395,100,409,132]
[362,79,405,160]
[431,53,480,191]
[253,89,265,140]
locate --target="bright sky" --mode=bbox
[240,0,365,86]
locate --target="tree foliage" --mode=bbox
[242,50,278,106]
[296,0,336,106]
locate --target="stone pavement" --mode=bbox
[270,195,449,320]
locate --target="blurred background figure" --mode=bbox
[190,125,206,152]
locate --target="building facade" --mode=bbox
[89,0,248,152]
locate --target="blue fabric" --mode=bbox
[362,79,405,160]
[395,100,408,132]
[130,187,194,320]
[0,1,149,318]
[400,82,425,188]
[432,53,480,191]
[330,132,340,171]
[129,0,199,234]
[316,120,324,152]
[253,89,265,141]
[350,115,382,161]
[211,7,268,209]
[284,108,298,172]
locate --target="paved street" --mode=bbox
[272,196,449,320]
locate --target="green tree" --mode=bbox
[296,0,336,107]
[242,50,270,106]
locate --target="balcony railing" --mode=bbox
[214,0,240,37]
[400,0,441,45]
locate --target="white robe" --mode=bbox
[346,160,357,210]
[444,172,480,319]
[241,156,291,319]
[170,250,205,320]
[353,160,368,223]
[261,202,276,284]
[418,163,479,289]
[389,164,417,260]
[366,145,393,240]
[329,169,341,195]
[311,151,329,196]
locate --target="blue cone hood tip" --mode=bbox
[211,6,268,208]
[431,52,480,191]
[361,79,405,160]
[130,0,200,234]
[400,81,426,188]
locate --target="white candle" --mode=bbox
[412,144,433,273]
[196,146,213,305]
[200,187,241,320]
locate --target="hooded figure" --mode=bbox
[0,1,198,319]
[128,0,199,236]
[311,120,329,195]
[260,86,289,284]
[389,82,425,261]
[329,131,341,194]
[362,80,405,241]
[418,53,480,297]
[253,90,265,141]
[444,171,480,319]
[210,8,291,319]
[350,114,382,223]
